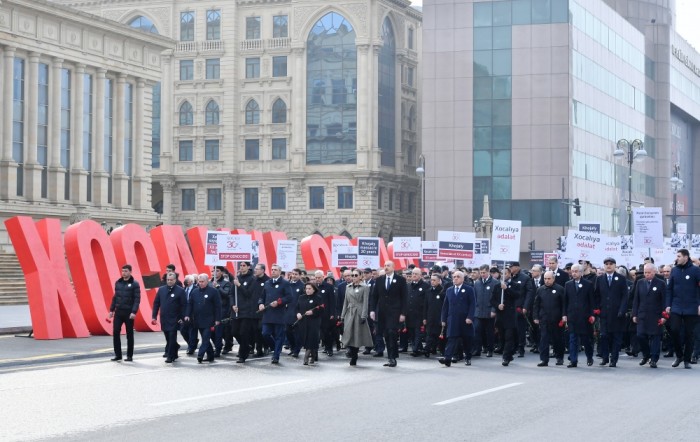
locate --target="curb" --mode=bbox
[0,326,33,336]
[0,345,164,369]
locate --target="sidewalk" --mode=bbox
[0,304,166,369]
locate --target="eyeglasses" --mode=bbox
[352,274,360,277]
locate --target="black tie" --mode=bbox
[608,275,612,286]
[386,277,391,291]
[648,280,652,291]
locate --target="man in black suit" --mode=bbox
[370,261,408,367]
[594,257,629,367]
[185,274,222,363]
[564,264,595,367]
[151,273,187,363]
[632,263,667,368]
[547,256,570,287]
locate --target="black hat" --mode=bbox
[363,267,373,273]
[509,261,521,267]
[431,265,442,273]
[603,257,616,264]
[565,262,573,269]
[489,266,501,274]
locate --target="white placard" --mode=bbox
[276,240,298,271]
[392,237,422,259]
[491,219,522,262]
[333,245,358,267]
[677,223,688,235]
[357,237,381,269]
[633,207,664,249]
[421,241,439,261]
[437,231,475,259]
[565,230,605,266]
[204,231,228,266]
[216,234,253,261]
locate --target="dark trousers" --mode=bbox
[475,317,495,352]
[528,313,540,347]
[424,326,445,355]
[499,326,517,361]
[444,334,472,361]
[539,322,564,363]
[408,327,423,352]
[384,328,399,359]
[670,313,699,362]
[211,323,223,354]
[262,323,286,360]
[321,320,335,353]
[163,329,179,359]
[638,333,661,362]
[516,314,528,351]
[255,320,266,353]
[286,324,299,355]
[569,332,593,363]
[223,320,234,351]
[180,321,198,352]
[112,310,134,359]
[231,318,257,361]
[599,331,623,362]
[197,327,214,360]
[372,320,386,353]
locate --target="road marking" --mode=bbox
[433,382,523,406]
[150,379,307,406]
[113,368,175,377]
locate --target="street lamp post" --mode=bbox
[416,154,426,240]
[613,139,647,234]
[670,163,684,234]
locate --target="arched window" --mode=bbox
[128,16,159,34]
[245,100,260,125]
[179,101,193,126]
[271,99,287,124]
[180,12,194,41]
[205,100,220,125]
[378,17,396,167]
[306,12,357,165]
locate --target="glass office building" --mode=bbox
[422,0,700,251]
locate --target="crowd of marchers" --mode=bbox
[107,250,700,370]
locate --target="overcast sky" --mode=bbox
[411,0,700,48]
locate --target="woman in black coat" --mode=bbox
[296,283,324,365]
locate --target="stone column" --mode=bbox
[92,68,107,206]
[160,179,174,225]
[370,45,381,170]
[291,45,305,170]
[159,50,173,171]
[47,58,65,202]
[133,78,147,209]
[71,64,87,204]
[356,43,370,170]
[0,46,17,200]
[24,52,43,201]
[112,73,127,207]
[224,178,235,229]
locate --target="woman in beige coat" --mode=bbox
[341,271,374,366]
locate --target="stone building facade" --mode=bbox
[56,0,423,242]
[0,0,173,252]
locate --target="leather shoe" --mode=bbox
[165,358,173,363]
[372,352,384,357]
[271,359,279,364]
[465,359,471,366]
[587,359,593,366]
[362,349,372,355]
[186,350,194,356]
[162,353,167,358]
[486,351,493,357]
[236,358,245,363]
[609,361,617,368]
[599,360,608,366]
[639,358,649,366]
[207,357,215,363]
[664,351,674,358]
[124,357,133,362]
[672,358,682,367]
[649,361,657,368]
[197,357,203,363]
[384,359,397,367]
[410,351,421,357]
[502,359,510,366]
[518,350,525,358]
[691,356,698,364]
[556,359,564,365]
[537,361,548,367]
[567,362,577,368]
[684,362,692,369]
[438,358,451,367]
[110,357,122,362]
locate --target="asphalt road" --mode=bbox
[2,349,699,442]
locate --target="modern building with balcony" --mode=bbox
[57,0,423,242]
